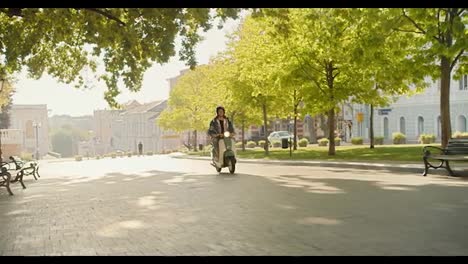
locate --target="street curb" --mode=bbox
[173,155,466,177]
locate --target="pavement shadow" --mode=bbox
[2,167,468,255]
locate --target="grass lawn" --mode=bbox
[188,144,442,163]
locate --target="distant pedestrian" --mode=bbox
[138,142,143,155]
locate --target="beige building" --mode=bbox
[9,104,49,159]
[0,129,23,159]
[92,100,181,155]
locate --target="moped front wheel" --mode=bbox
[228,157,236,174]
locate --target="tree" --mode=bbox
[158,64,224,151]
[349,8,430,148]
[0,99,12,129]
[228,16,286,155]
[262,9,373,156]
[390,8,468,148]
[0,8,242,108]
[208,54,263,151]
[51,129,74,157]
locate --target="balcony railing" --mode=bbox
[0,129,23,145]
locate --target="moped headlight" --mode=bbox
[224,131,230,137]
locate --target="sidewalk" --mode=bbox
[175,154,468,177]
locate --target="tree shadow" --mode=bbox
[2,167,468,255]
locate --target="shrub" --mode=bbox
[334,137,341,146]
[298,138,309,147]
[127,152,132,157]
[96,156,101,160]
[272,140,282,148]
[246,141,257,148]
[110,152,117,158]
[419,134,436,144]
[258,140,266,148]
[351,137,363,145]
[235,142,243,148]
[75,155,83,161]
[392,132,406,144]
[374,136,384,145]
[20,152,33,161]
[453,131,468,139]
[318,138,329,147]
[146,151,153,156]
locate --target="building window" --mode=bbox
[460,75,468,90]
[25,120,34,139]
[418,116,425,135]
[458,115,467,132]
[400,117,406,135]
[383,117,389,140]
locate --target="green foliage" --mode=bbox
[392,132,406,144]
[258,140,266,148]
[452,131,468,139]
[158,65,224,133]
[146,151,153,156]
[374,136,384,145]
[419,134,436,144]
[75,155,83,161]
[246,141,257,148]
[235,142,243,148]
[0,8,242,108]
[20,152,33,161]
[51,130,74,157]
[298,138,309,147]
[351,137,363,145]
[334,137,341,146]
[272,140,282,148]
[318,138,329,147]
[0,74,15,129]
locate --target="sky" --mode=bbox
[11,15,242,117]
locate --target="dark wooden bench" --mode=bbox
[0,164,14,195]
[6,156,40,188]
[423,138,468,176]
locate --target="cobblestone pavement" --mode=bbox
[1,155,468,256]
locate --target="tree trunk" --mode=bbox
[440,56,452,148]
[187,131,191,151]
[310,116,317,143]
[193,130,198,152]
[319,114,328,138]
[370,104,374,149]
[328,108,336,156]
[241,119,246,152]
[293,109,298,150]
[262,101,269,155]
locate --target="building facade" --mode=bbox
[9,104,50,158]
[351,75,468,143]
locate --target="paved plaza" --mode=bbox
[1,155,468,255]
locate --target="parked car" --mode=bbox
[267,131,292,146]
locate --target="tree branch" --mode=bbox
[0,8,24,17]
[401,9,441,42]
[81,8,126,26]
[392,27,425,35]
[437,9,442,41]
[450,49,465,70]
[0,8,126,27]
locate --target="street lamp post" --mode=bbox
[33,121,42,160]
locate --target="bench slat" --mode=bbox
[430,155,468,161]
